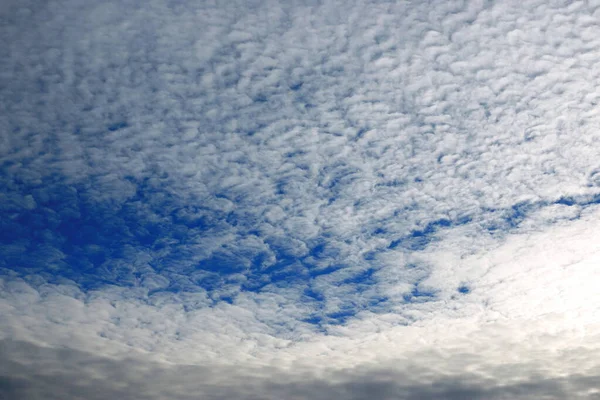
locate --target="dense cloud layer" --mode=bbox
[2,339,600,400]
[2,0,600,397]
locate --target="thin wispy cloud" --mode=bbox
[2,0,600,398]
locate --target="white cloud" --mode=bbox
[2,205,600,378]
[3,0,600,396]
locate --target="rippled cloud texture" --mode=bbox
[2,0,600,398]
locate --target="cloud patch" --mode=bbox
[2,339,600,400]
[3,0,600,397]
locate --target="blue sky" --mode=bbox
[2,0,600,398]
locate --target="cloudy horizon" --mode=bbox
[2,0,600,398]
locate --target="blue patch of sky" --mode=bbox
[326,308,357,324]
[388,217,456,251]
[107,121,128,132]
[0,172,356,299]
[403,279,437,303]
[341,267,376,288]
[4,158,600,327]
[300,287,327,328]
[0,175,220,287]
[457,285,470,294]
[289,82,303,91]
[380,193,599,252]
[485,193,600,233]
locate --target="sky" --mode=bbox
[2,0,600,398]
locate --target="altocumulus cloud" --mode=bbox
[2,0,600,398]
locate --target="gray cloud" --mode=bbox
[1,339,599,400]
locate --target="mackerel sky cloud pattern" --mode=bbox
[2,0,600,398]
